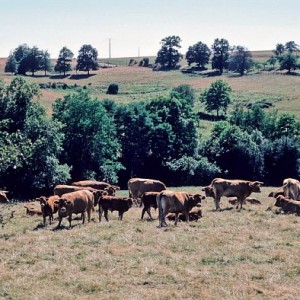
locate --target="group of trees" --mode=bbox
[155,36,300,75]
[5,44,99,76]
[0,77,299,198]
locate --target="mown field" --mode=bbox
[0,186,300,299]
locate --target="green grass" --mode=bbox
[1,186,300,299]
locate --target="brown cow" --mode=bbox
[37,195,59,225]
[98,196,133,222]
[157,191,204,227]
[228,197,261,205]
[54,184,99,197]
[72,180,119,195]
[0,191,9,203]
[205,178,263,211]
[140,191,160,220]
[274,195,300,215]
[166,205,202,222]
[24,202,42,215]
[282,178,300,200]
[55,190,95,228]
[128,178,166,205]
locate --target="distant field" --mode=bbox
[1,186,300,299]
[0,50,299,120]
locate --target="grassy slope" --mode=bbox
[0,50,299,119]
[0,186,300,299]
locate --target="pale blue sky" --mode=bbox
[0,0,299,58]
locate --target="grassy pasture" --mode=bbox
[1,186,300,299]
[1,50,300,120]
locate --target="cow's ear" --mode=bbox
[255,181,263,185]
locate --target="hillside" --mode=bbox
[0,50,299,119]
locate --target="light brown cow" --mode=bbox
[0,191,9,203]
[128,178,166,205]
[37,195,59,225]
[268,187,284,198]
[275,195,300,215]
[54,184,99,197]
[72,180,120,195]
[282,178,300,200]
[55,190,95,228]
[205,178,263,211]
[24,202,42,215]
[157,190,204,227]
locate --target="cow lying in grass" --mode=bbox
[166,205,202,222]
[274,195,300,215]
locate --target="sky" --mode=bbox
[0,0,299,58]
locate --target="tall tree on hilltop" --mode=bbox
[76,44,99,75]
[55,46,74,76]
[273,43,285,57]
[155,35,183,70]
[227,46,253,76]
[185,41,211,68]
[211,38,230,74]
[41,50,52,76]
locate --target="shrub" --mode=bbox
[106,83,119,95]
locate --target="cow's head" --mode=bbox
[104,186,116,196]
[274,195,285,207]
[250,181,263,193]
[55,198,72,217]
[38,196,48,211]
[201,186,214,198]
[93,190,108,206]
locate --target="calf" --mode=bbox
[228,197,261,205]
[166,205,202,222]
[37,195,59,225]
[140,191,160,220]
[98,196,133,222]
[275,195,300,215]
[55,190,95,228]
[157,191,204,227]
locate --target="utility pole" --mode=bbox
[109,38,111,62]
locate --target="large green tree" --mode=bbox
[278,52,298,73]
[0,77,70,197]
[227,46,253,76]
[76,44,99,75]
[200,80,231,117]
[185,41,210,68]
[55,46,74,76]
[4,53,17,74]
[155,35,183,70]
[52,91,122,182]
[211,38,230,74]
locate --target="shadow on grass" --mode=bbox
[49,74,70,79]
[69,74,96,80]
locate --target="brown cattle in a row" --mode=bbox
[98,196,133,222]
[275,195,300,215]
[37,195,59,225]
[128,178,166,204]
[203,178,263,211]
[157,190,204,227]
[140,191,159,220]
[282,178,300,200]
[55,190,95,228]
[54,185,99,197]
[72,180,119,195]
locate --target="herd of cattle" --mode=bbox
[1,177,300,228]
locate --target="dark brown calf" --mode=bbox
[274,195,300,215]
[140,192,159,220]
[98,196,133,222]
[37,195,59,225]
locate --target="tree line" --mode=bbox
[0,77,299,199]
[4,38,300,77]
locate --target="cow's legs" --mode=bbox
[118,211,123,220]
[57,217,62,228]
[214,196,221,210]
[68,214,72,228]
[184,211,189,223]
[87,209,91,222]
[104,209,109,221]
[147,208,153,220]
[141,207,146,220]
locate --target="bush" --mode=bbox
[106,83,119,95]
